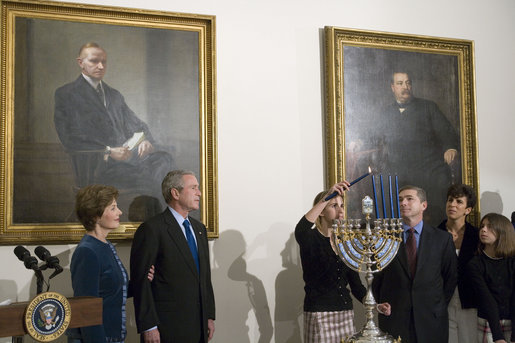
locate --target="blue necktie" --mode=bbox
[183,219,200,272]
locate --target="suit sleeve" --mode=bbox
[441,233,458,304]
[54,87,107,152]
[130,222,161,332]
[429,101,459,152]
[200,223,216,320]
[70,247,106,342]
[371,269,384,302]
[115,93,156,144]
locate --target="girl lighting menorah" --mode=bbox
[332,194,403,343]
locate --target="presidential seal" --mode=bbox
[24,292,71,342]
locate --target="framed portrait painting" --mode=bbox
[0,0,218,243]
[324,27,478,225]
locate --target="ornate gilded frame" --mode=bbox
[0,0,218,243]
[324,27,479,224]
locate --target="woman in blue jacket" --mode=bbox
[68,185,153,343]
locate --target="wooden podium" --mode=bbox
[0,296,102,340]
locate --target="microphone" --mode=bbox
[35,246,60,269]
[35,246,63,279]
[14,245,39,270]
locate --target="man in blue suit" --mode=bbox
[372,185,457,343]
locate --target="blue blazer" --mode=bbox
[69,234,128,342]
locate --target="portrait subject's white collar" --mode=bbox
[82,73,101,89]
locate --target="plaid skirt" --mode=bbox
[477,317,512,343]
[304,310,355,343]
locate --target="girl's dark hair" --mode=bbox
[479,213,515,257]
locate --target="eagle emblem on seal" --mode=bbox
[39,303,60,329]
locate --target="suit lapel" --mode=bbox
[163,210,200,279]
[75,76,108,111]
[75,76,120,131]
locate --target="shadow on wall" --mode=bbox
[274,232,303,343]
[480,191,503,216]
[0,279,18,304]
[211,230,273,343]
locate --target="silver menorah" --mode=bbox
[332,196,403,343]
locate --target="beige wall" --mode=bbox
[1,0,514,342]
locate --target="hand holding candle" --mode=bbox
[324,166,372,201]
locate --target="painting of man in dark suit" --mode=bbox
[342,47,461,225]
[11,16,203,225]
[371,71,460,224]
[54,42,173,207]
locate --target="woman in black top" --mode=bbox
[437,184,479,343]
[295,181,385,343]
[468,213,515,343]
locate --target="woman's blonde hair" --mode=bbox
[312,190,342,230]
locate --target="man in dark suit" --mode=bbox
[54,42,172,201]
[378,72,460,224]
[348,71,460,224]
[372,185,457,343]
[130,170,215,342]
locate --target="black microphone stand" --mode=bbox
[35,269,45,295]
[34,246,63,293]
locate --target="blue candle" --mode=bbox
[349,168,372,186]
[395,175,400,218]
[324,166,372,201]
[380,175,387,219]
[372,175,379,218]
[389,175,394,219]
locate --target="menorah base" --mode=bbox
[342,328,401,343]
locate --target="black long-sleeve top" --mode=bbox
[295,216,366,312]
[468,251,515,342]
[437,220,479,309]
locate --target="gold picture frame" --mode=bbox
[324,27,478,225]
[0,0,218,243]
